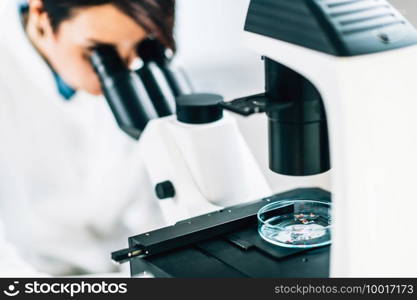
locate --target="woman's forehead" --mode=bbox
[58,4,147,44]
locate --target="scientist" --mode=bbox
[0,0,174,276]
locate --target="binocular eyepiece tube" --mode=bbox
[90,40,192,139]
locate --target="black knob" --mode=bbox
[155,181,176,199]
[176,93,223,124]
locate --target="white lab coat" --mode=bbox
[0,0,166,276]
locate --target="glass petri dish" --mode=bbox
[257,200,331,248]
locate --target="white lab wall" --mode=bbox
[391,0,417,25]
[174,0,417,194]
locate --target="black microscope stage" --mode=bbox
[120,188,331,278]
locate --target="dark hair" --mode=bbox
[42,0,176,50]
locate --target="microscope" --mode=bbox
[91,38,271,224]
[99,0,417,277]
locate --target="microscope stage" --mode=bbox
[127,188,331,278]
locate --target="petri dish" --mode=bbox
[257,199,331,248]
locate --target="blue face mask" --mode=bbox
[19,1,76,101]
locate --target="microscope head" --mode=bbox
[245,0,417,57]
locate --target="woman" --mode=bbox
[0,0,174,276]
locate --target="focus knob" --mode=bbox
[155,181,176,199]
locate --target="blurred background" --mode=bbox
[174,0,417,193]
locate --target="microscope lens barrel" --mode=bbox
[90,45,158,139]
[268,117,330,176]
[265,58,330,176]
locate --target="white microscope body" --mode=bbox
[91,40,271,228]
[243,0,417,277]
[138,109,271,226]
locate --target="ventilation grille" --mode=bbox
[319,0,405,36]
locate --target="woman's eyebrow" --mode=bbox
[86,39,115,47]
[86,38,144,50]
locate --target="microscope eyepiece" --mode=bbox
[90,45,158,139]
[90,41,193,139]
[90,45,126,76]
[136,39,193,117]
[137,38,172,64]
